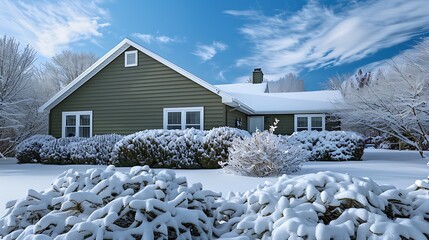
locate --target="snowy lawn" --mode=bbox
[0,148,428,217]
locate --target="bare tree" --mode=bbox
[39,50,98,93]
[267,73,304,93]
[0,35,36,156]
[333,41,429,158]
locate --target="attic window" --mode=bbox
[125,50,138,67]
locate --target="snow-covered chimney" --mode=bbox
[252,68,263,84]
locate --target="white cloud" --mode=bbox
[218,70,226,80]
[361,37,429,73]
[0,0,109,57]
[226,0,429,81]
[133,33,180,44]
[193,41,228,62]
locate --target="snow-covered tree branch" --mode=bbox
[0,35,36,156]
[333,40,429,158]
[37,50,98,94]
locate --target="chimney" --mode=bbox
[252,68,263,84]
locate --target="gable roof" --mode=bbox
[38,38,254,114]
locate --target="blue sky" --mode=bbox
[1,0,429,90]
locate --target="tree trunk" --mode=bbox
[418,150,426,158]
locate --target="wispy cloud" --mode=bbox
[226,0,429,80]
[361,37,429,73]
[0,0,109,57]
[132,33,181,44]
[193,41,228,62]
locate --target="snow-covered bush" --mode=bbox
[288,130,365,161]
[201,127,250,168]
[2,167,429,239]
[223,120,308,177]
[39,134,123,165]
[70,134,123,165]
[217,172,429,239]
[15,135,55,163]
[39,137,84,164]
[0,166,222,239]
[112,129,205,168]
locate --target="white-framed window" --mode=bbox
[248,116,264,133]
[294,114,325,132]
[62,111,93,137]
[125,50,138,67]
[163,107,204,130]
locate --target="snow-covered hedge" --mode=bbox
[39,134,123,165]
[39,137,85,164]
[287,130,365,161]
[15,135,55,163]
[0,166,222,239]
[201,127,250,168]
[70,134,124,165]
[217,172,429,239]
[112,127,249,168]
[223,130,308,177]
[2,167,429,239]
[112,129,205,168]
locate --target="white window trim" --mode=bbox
[125,50,138,67]
[294,114,325,132]
[163,107,204,130]
[62,111,93,138]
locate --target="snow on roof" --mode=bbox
[215,82,267,94]
[215,86,343,114]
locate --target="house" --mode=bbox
[39,39,341,137]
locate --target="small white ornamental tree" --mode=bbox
[223,119,308,177]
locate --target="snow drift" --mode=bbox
[1,166,429,239]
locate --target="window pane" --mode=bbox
[167,125,182,130]
[66,115,76,126]
[168,112,181,124]
[311,127,323,131]
[80,115,90,126]
[186,111,200,124]
[297,117,308,127]
[79,127,90,138]
[297,127,308,132]
[66,127,76,137]
[126,53,136,65]
[311,117,323,128]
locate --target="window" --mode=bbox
[62,111,93,137]
[248,116,264,133]
[163,107,204,130]
[125,50,138,67]
[294,114,325,132]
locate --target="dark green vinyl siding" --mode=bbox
[261,114,340,135]
[263,114,294,135]
[49,47,225,137]
[225,106,248,131]
[326,114,341,131]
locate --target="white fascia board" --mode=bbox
[38,39,132,113]
[222,98,255,114]
[252,109,336,115]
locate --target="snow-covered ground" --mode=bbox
[0,148,428,217]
